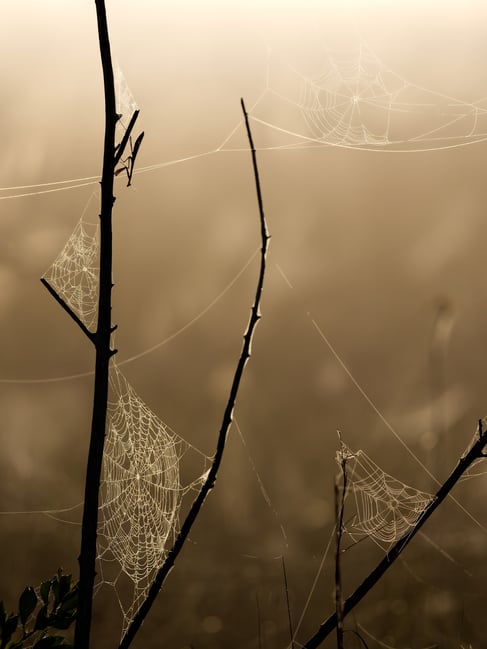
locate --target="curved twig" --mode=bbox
[118,98,270,649]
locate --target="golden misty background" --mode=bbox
[1,1,487,647]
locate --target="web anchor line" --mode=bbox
[3,42,487,200]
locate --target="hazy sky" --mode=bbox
[2,3,487,647]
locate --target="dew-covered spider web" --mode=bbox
[224,40,487,154]
[337,441,435,548]
[97,363,212,637]
[42,216,99,332]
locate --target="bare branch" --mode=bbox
[118,97,270,649]
[74,1,117,647]
[40,278,95,343]
[303,425,487,648]
[282,556,295,649]
[334,452,347,649]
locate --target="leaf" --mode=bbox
[7,641,25,649]
[34,604,49,631]
[0,614,18,649]
[32,636,65,649]
[40,581,51,606]
[57,587,78,618]
[56,576,70,606]
[49,615,73,630]
[19,586,38,626]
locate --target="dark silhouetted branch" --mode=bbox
[303,422,487,648]
[40,278,95,343]
[74,1,118,647]
[282,556,295,649]
[334,450,347,649]
[118,97,270,649]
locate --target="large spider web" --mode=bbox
[42,217,99,332]
[238,41,487,153]
[97,363,211,636]
[337,442,434,548]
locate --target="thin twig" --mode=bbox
[256,591,263,649]
[40,278,95,343]
[282,556,295,649]
[303,422,487,648]
[118,97,270,649]
[334,452,347,649]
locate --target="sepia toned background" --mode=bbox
[1,1,487,647]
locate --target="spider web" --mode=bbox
[337,442,434,548]
[114,63,138,130]
[42,217,99,332]
[234,40,487,153]
[97,363,211,637]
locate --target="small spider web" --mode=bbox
[97,363,211,637]
[114,63,138,130]
[459,417,487,482]
[42,217,99,332]
[337,441,434,548]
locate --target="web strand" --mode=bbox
[3,42,487,200]
[274,262,487,537]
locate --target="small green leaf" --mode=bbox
[7,641,25,649]
[57,576,70,604]
[51,579,59,609]
[34,604,49,631]
[1,614,18,648]
[40,581,51,605]
[19,586,37,626]
[32,636,65,649]
[50,615,73,630]
[57,587,77,618]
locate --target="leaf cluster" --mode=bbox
[0,570,77,649]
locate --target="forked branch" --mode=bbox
[303,422,487,648]
[118,98,270,649]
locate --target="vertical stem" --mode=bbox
[334,457,347,649]
[282,556,295,649]
[74,2,116,648]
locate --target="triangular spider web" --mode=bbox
[337,441,434,548]
[42,217,99,332]
[114,63,138,130]
[97,363,211,637]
